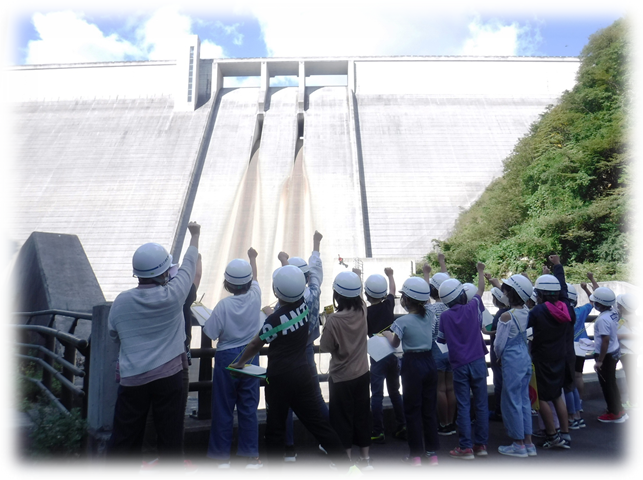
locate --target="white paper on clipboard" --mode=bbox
[226,364,267,379]
[436,341,449,354]
[368,335,402,362]
[482,309,494,329]
[190,303,213,326]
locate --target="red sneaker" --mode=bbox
[598,411,629,423]
[449,447,475,460]
[138,458,161,477]
[183,460,199,477]
[473,444,488,456]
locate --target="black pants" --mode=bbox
[621,355,639,403]
[596,353,622,414]
[107,370,184,460]
[265,365,349,466]
[329,371,372,449]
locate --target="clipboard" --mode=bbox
[367,335,403,361]
[226,364,267,379]
[190,302,212,326]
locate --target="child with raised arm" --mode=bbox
[424,254,456,436]
[382,276,439,466]
[364,267,406,444]
[229,266,351,469]
[202,248,263,469]
[320,271,373,470]
[277,231,328,461]
[436,262,489,460]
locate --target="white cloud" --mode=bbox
[22,6,229,64]
[25,11,141,64]
[215,21,243,46]
[235,0,538,57]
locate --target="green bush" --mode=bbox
[427,19,630,283]
[29,405,87,459]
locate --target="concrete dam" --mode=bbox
[8,36,580,311]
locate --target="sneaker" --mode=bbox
[438,424,456,436]
[403,456,422,467]
[425,451,439,466]
[473,444,488,457]
[371,432,386,444]
[525,444,537,457]
[138,458,161,477]
[568,418,580,430]
[356,457,374,471]
[284,445,297,462]
[217,461,231,469]
[577,418,587,428]
[542,433,564,449]
[394,426,408,440]
[559,433,571,449]
[498,442,528,458]
[623,400,632,410]
[531,409,538,416]
[183,459,198,474]
[339,465,364,480]
[245,457,263,469]
[598,411,629,423]
[449,447,475,460]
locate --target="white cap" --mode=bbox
[287,256,310,274]
[535,274,561,292]
[132,243,172,278]
[462,283,476,302]
[400,277,431,302]
[590,286,616,307]
[333,271,363,298]
[439,278,464,305]
[429,272,450,290]
[617,293,637,312]
[491,287,509,307]
[273,265,306,302]
[224,258,253,285]
[365,274,388,299]
[504,275,534,302]
[566,283,578,303]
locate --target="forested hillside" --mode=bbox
[425,19,630,284]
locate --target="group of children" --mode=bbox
[109,223,636,472]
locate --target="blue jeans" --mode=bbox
[452,357,489,449]
[401,351,439,457]
[285,343,328,445]
[370,354,405,435]
[207,346,260,460]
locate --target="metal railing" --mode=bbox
[15,310,92,417]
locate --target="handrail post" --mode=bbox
[61,342,77,411]
[197,329,213,419]
[87,303,118,456]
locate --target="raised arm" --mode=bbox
[587,272,600,290]
[384,267,395,296]
[277,251,289,267]
[476,262,486,297]
[188,221,201,250]
[423,264,432,283]
[248,248,258,282]
[484,272,502,289]
[313,230,322,252]
[438,253,447,273]
[194,253,203,291]
[580,282,593,299]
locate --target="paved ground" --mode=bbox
[2,399,643,479]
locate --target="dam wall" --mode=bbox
[7,44,580,309]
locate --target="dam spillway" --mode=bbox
[7,36,580,310]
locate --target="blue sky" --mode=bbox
[0,1,633,67]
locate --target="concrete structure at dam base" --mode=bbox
[9,35,584,313]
